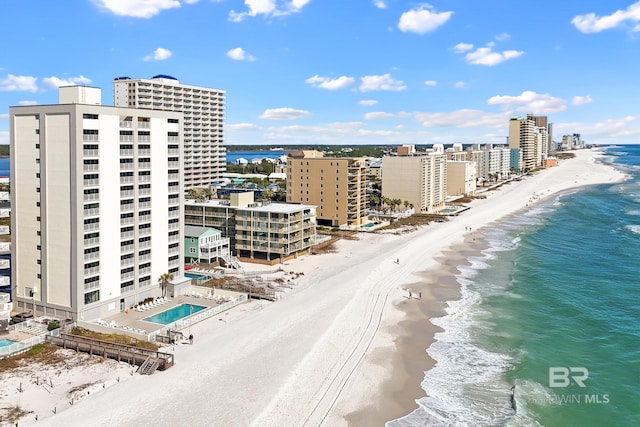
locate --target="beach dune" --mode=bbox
[14,149,624,427]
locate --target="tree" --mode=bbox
[158,272,174,298]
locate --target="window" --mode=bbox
[83,113,99,119]
[168,118,179,124]
[84,290,100,304]
[189,247,196,253]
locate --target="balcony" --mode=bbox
[120,176,134,184]
[139,267,151,275]
[139,214,151,223]
[139,228,152,236]
[83,208,100,217]
[120,272,135,281]
[83,134,99,142]
[120,190,134,198]
[120,135,134,143]
[83,149,99,157]
[84,252,99,261]
[120,231,134,240]
[84,178,99,187]
[139,240,152,249]
[84,266,100,276]
[121,258,134,267]
[84,236,100,246]
[120,121,133,128]
[139,175,151,183]
[121,243,134,253]
[83,164,99,172]
[120,149,134,156]
[83,223,99,231]
[120,217,134,226]
[139,254,151,262]
[120,203,134,213]
[83,193,99,202]
[138,122,151,129]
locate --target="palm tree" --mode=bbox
[158,272,174,298]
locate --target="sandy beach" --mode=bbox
[2,149,626,427]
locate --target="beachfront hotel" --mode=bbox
[381,146,447,213]
[113,75,226,190]
[9,86,184,321]
[509,115,548,172]
[185,192,317,264]
[286,150,368,228]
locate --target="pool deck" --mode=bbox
[97,294,232,336]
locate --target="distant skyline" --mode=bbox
[1,1,640,146]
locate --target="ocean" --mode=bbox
[0,158,9,177]
[390,145,640,427]
[226,150,286,164]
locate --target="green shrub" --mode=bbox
[47,321,60,331]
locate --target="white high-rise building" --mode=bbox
[113,75,226,190]
[10,86,184,321]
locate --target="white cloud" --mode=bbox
[229,0,310,22]
[572,2,640,33]
[227,123,259,130]
[424,80,437,86]
[260,107,311,120]
[398,4,453,34]
[487,90,567,114]
[454,81,465,88]
[18,100,38,106]
[495,32,511,41]
[453,42,474,53]
[93,0,182,18]
[572,95,593,106]
[415,109,511,129]
[457,44,524,66]
[227,47,256,61]
[0,114,8,119]
[359,100,378,106]
[364,112,395,120]
[0,131,8,145]
[373,0,386,9]
[42,75,92,89]
[144,47,172,61]
[359,73,406,92]
[556,116,640,140]
[305,75,355,90]
[0,74,38,92]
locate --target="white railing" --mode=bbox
[0,259,10,269]
[0,226,9,235]
[0,276,9,286]
[0,242,11,252]
[149,295,247,341]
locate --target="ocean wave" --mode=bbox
[625,224,640,234]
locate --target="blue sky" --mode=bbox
[1,0,640,146]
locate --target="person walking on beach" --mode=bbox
[189,334,194,345]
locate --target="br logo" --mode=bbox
[549,367,589,388]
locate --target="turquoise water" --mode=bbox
[0,338,15,348]
[143,304,206,325]
[391,146,640,426]
[185,272,212,280]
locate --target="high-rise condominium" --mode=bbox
[10,86,184,321]
[113,75,225,190]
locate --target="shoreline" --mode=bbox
[357,148,628,426]
[4,149,627,427]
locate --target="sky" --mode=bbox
[1,0,640,146]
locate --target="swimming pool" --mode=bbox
[143,304,206,325]
[0,339,15,348]
[185,272,212,280]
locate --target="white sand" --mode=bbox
[6,149,625,427]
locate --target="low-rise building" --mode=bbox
[184,226,230,265]
[185,192,317,264]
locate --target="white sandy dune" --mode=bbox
[8,149,625,427]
